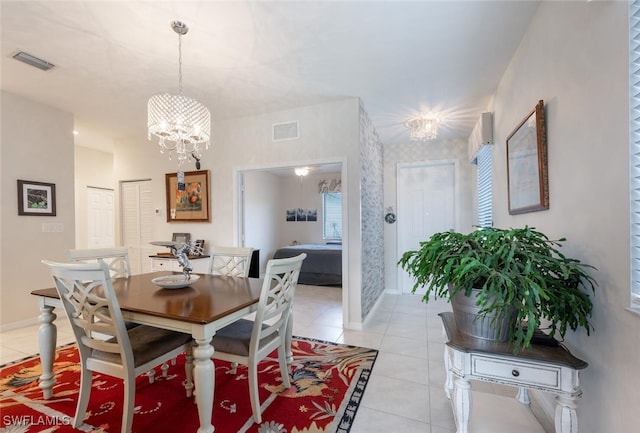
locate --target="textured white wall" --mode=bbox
[243,170,280,274]
[491,2,635,430]
[0,91,76,327]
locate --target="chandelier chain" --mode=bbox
[177,32,183,94]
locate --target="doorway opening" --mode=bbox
[235,160,348,324]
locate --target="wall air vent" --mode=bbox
[12,51,55,71]
[272,121,299,142]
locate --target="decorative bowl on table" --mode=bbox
[152,274,200,289]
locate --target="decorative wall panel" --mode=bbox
[359,101,385,318]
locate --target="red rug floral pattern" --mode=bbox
[1,337,377,433]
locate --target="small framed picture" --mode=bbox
[172,233,191,244]
[17,180,56,216]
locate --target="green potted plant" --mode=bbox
[398,226,597,352]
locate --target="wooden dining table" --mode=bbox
[31,271,282,433]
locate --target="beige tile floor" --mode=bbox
[0,284,543,433]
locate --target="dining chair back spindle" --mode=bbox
[208,246,254,278]
[65,247,131,279]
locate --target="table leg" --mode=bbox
[285,311,294,364]
[444,346,454,400]
[517,387,530,404]
[38,305,57,400]
[555,394,579,433]
[193,337,215,433]
[453,376,472,433]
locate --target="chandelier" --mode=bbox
[147,21,210,165]
[404,114,440,141]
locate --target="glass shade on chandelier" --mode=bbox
[147,93,210,164]
[405,114,440,141]
[147,20,211,165]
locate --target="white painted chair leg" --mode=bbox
[248,360,262,424]
[184,347,194,398]
[122,375,136,433]
[74,367,92,428]
[278,346,291,388]
[147,368,156,384]
[161,362,169,378]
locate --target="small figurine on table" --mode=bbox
[150,241,204,280]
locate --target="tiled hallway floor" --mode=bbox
[0,284,544,433]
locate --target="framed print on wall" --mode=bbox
[17,179,56,216]
[165,170,210,222]
[506,100,549,215]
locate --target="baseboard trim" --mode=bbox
[0,316,40,333]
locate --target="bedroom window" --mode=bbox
[323,192,342,239]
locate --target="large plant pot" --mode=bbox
[450,287,517,342]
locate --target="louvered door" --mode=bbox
[120,180,154,274]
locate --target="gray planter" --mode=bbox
[450,287,517,342]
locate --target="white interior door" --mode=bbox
[87,187,115,248]
[121,180,154,275]
[397,161,457,295]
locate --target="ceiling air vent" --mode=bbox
[12,51,55,71]
[272,121,299,142]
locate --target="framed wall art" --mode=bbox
[165,170,210,222]
[17,179,56,216]
[506,100,549,215]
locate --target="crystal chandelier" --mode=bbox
[404,114,440,141]
[147,21,210,165]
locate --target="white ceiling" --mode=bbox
[0,1,540,152]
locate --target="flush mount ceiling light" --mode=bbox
[295,167,310,176]
[147,21,210,166]
[405,114,440,141]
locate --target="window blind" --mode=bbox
[476,145,493,228]
[323,192,342,239]
[630,1,640,305]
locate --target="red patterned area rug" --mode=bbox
[1,337,377,433]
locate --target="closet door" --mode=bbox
[121,180,154,274]
[87,187,115,248]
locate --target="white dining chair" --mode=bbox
[65,247,131,279]
[65,247,171,382]
[208,246,254,277]
[42,260,194,433]
[210,253,306,423]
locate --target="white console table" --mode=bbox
[439,312,587,433]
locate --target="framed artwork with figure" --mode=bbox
[165,170,210,222]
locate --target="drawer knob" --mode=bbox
[511,370,520,377]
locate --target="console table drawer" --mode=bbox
[471,355,560,389]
